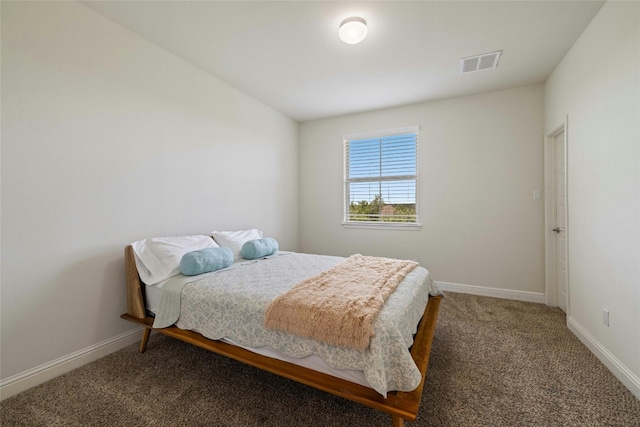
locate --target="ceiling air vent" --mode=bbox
[460,50,502,74]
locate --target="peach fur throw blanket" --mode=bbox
[264,254,419,351]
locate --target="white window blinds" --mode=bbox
[343,126,418,224]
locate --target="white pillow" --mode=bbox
[131,235,218,285]
[211,229,263,261]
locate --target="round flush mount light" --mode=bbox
[339,17,367,44]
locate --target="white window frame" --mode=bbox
[342,125,421,230]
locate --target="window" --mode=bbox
[343,126,419,228]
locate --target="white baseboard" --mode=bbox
[0,327,144,401]
[435,281,546,304]
[567,316,640,400]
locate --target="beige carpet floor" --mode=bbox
[1,292,639,426]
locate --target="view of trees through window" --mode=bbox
[348,194,416,222]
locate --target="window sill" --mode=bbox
[342,221,422,231]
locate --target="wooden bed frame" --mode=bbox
[121,245,442,427]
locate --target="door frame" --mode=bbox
[544,117,569,310]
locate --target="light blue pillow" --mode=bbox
[179,247,233,276]
[241,238,279,260]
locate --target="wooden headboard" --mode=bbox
[124,245,146,319]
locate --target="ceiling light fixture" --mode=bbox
[339,17,367,44]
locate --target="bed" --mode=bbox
[121,234,443,427]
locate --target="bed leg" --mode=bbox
[139,327,152,353]
[392,415,404,427]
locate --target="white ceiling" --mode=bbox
[82,1,605,122]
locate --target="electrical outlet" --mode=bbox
[602,308,609,327]
[533,190,541,201]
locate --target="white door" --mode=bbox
[554,130,568,312]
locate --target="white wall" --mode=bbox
[299,85,545,299]
[1,1,299,393]
[545,1,640,397]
